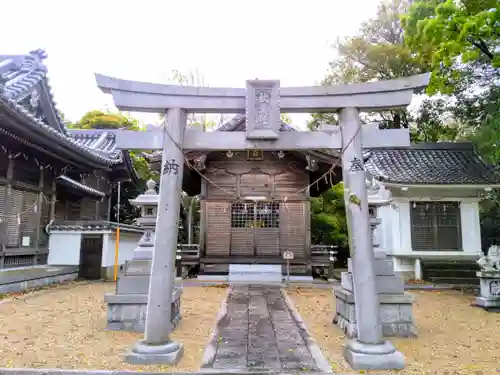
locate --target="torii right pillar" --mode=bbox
[338,107,405,370]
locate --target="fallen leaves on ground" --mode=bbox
[0,281,227,371]
[288,287,500,375]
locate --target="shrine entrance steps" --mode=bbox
[201,284,332,373]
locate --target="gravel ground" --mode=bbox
[288,287,500,375]
[0,281,227,372]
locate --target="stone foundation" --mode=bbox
[474,271,500,312]
[105,288,182,332]
[333,255,417,338]
[105,258,183,332]
[333,287,416,337]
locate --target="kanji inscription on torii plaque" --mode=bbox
[245,80,280,140]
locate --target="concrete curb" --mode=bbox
[404,284,455,290]
[200,286,231,368]
[0,280,94,305]
[178,280,462,292]
[280,288,334,374]
[0,272,78,295]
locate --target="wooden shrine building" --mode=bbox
[0,50,139,269]
[147,115,341,277]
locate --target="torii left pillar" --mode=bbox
[125,108,186,365]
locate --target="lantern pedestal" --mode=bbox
[104,180,182,332]
[474,246,500,312]
[333,200,416,338]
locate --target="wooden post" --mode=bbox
[113,181,121,281]
[34,166,44,266]
[2,156,15,258]
[49,177,57,221]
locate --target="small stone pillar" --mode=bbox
[334,197,416,338]
[104,180,182,332]
[474,245,500,312]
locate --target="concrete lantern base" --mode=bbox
[124,339,184,365]
[105,259,183,332]
[333,255,417,338]
[343,339,405,370]
[474,272,500,312]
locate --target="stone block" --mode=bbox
[125,260,152,275]
[474,274,500,312]
[341,272,405,295]
[133,249,153,260]
[479,277,500,299]
[228,264,282,284]
[106,287,182,332]
[333,285,417,338]
[398,304,414,322]
[348,258,394,276]
[475,296,500,311]
[116,275,151,294]
[380,304,400,324]
[344,343,405,370]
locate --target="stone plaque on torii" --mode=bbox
[95,72,429,370]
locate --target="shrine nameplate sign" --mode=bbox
[246,80,280,140]
[283,251,294,260]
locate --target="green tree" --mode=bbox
[69,109,140,130]
[403,0,500,94]
[410,97,467,142]
[310,183,348,248]
[319,0,428,130]
[69,110,151,181]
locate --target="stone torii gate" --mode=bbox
[95,73,429,370]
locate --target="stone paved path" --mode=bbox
[202,285,325,371]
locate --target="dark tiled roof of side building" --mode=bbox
[0,50,125,165]
[365,142,500,185]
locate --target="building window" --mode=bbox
[231,203,253,228]
[256,202,280,228]
[410,201,462,251]
[231,202,280,228]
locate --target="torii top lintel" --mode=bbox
[94,73,430,114]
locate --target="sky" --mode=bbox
[1,0,381,128]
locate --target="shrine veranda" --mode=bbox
[95,74,431,370]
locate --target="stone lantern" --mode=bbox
[333,176,417,338]
[104,179,183,332]
[128,180,159,260]
[474,245,500,311]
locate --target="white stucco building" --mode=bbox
[365,142,500,281]
[47,222,143,279]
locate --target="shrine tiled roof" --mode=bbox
[0,50,124,166]
[214,114,294,132]
[67,129,123,161]
[365,142,500,186]
[56,175,106,198]
[46,220,144,233]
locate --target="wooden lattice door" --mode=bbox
[254,202,280,256]
[230,201,280,257]
[205,202,231,257]
[280,202,307,259]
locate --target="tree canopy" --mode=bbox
[308,0,500,251]
[68,109,140,130]
[403,0,499,94]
